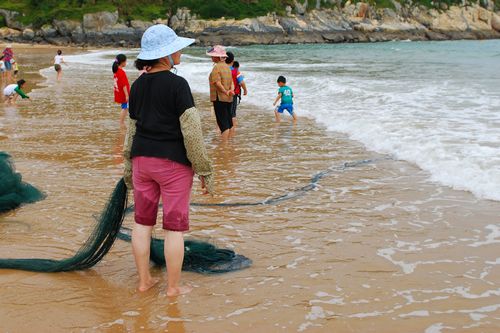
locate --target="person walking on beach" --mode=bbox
[0,58,6,81]
[1,45,14,82]
[225,52,248,131]
[12,59,19,78]
[123,24,214,296]
[3,79,29,105]
[112,54,130,127]
[54,50,66,81]
[207,45,234,140]
[273,75,297,123]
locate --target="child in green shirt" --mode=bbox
[3,79,29,105]
[273,75,297,123]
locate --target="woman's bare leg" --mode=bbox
[165,230,192,297]
[132,223,159,292]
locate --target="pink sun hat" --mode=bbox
[206,45,227,57]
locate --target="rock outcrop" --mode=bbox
[492,13,500,31]
[0,9,25,30]
[0,4,499,47]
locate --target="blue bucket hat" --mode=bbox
[138,24,195,60]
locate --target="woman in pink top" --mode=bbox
[1,45,14,82]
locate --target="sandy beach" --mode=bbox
[0,45,499,332]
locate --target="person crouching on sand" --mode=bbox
[207,45,234,140]
[112,54,130,127]
[3,79,29,105]
[123,24,214,296]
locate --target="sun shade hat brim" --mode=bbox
[138,24,195,60]
[206,45,227,58]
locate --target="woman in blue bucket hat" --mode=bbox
[123,24,214,296]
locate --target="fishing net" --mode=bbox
[118,227,252,274]
[0,151,251,273]
[0,151,383,274]
[0,178,128,272]
[0,152,45,213]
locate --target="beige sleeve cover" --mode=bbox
[180,107,214,194]
[123,117,136,190]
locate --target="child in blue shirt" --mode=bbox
[273,75,297,123]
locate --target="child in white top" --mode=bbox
[54,49,66,81]
[0,60,5,81]
[3,79,30,105]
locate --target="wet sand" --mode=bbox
[0,46,499,332]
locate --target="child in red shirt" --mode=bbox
[113,54,130,126]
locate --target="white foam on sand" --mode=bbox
[425,323,454,333]
[226,307,254,318]
[469,224,500,248]
[376,247,463,274]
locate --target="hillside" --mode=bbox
[2,0,497,28]
[0,0,499,46]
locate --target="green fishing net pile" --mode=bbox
[0,152,45,213]
[118,227,252,274]
[0,152,251,274]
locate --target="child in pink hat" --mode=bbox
[206,45,228,58]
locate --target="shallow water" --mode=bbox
[181,41,500,202]
[0,46,499,332]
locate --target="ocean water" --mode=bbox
[182,41,500,202]
[61,40,500,201]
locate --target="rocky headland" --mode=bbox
[1,1,500,46]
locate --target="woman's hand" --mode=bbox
[199,176,209,195]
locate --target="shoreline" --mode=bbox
[6,29,500,48]
[4,45,82,99]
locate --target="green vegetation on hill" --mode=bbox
[0,0,291,27]
[0,0,116,27]
[0,0,497,28]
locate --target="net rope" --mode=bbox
[0,152,388,273]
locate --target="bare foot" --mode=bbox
[138,278,159,292]
[167,285,193,297]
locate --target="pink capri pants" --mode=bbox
[132,156,194,231]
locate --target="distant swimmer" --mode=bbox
[273,75,297,123]
[112,54,130,127]
[54,50,67,81]
[3,79,29,105]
